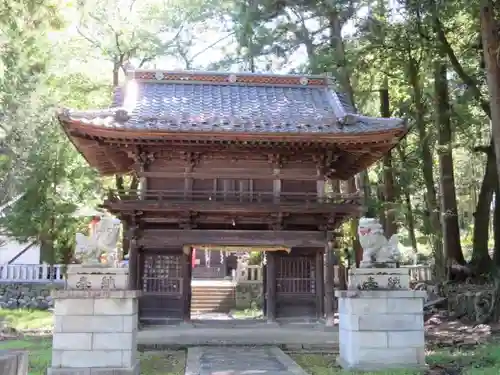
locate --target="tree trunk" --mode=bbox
[404,189,419,262]
[472,149,495,269]
[434,60,465,265]
[327,9,366,264]
[380,88,397,237]
[408,57,445,279]
[395,145,419,260]
[480,1,500,194]
[494,189,500,266]
[435,10,497,271]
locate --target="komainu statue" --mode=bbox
[358,217,400,267]
[75,216,121,266]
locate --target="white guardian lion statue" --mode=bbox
[75,216,121,266]
[358,217,400,267]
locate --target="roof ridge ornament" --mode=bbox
[114,109,130,123]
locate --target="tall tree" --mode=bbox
[434,59,465,266]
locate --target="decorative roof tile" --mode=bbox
[60,70,406,135]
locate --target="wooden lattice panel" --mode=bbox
[276,255,315,294]
[142,253,182,295]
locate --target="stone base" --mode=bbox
[335,290,427,371]
[66,265,128,290]
[51,290,141,372]
[47,363,139,375]
[348,267,410,290]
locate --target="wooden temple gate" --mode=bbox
[57,69,406,325]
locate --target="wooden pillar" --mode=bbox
[270,154,281,203]
[128,215,140,290]
[273,173,281,203]
[324,231,335,326]
[182,246,192,323]
[266,252,277,322]
[136,151,153,200]
[315,249,325,319]
[184,152,199,200]
[316,156,326,203]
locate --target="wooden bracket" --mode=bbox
[178,212,198,229]
[319,212,338,231]
[267,213,284,231]
[267,153,284,168]
[127,148,155,171]
[181,151,202,169]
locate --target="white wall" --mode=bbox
[0,236,40,265]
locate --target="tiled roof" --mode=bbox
[59,70,405,135]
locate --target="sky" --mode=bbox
[52,0,401,82]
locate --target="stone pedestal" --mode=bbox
[336,269,427,371]
[66,265,129,290]
[348,267,410,290]
[47,266,141,375]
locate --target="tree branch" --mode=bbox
[434,16,491,118]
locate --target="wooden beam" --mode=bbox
[138,229,326,248]
[103,201,361,215]
[137,170,321,181]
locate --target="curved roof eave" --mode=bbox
[60,118,407,146]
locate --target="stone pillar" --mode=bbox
[47,265,141,375]
[335,268,427,371]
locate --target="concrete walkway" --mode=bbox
[138,322,338,347]
[185,346,308,375]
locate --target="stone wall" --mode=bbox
[49,290,140,375]
[235,283,262,310]
[336,290,426,370]
[0,282,64,309]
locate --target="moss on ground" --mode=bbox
[0,309,53,331]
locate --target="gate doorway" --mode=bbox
[138,246,324,325]
[138,249,190,325]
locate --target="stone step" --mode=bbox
[191,285,235,293]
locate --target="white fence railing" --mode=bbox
[0,263,433,284]
[235,264,263,284]
[402,264,433,283]
[234,263,433,284]
[0,264,64,283]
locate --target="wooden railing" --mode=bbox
[107,189,362,204]
[0,264,64,283]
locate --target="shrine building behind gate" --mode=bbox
[57,70,406,325]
